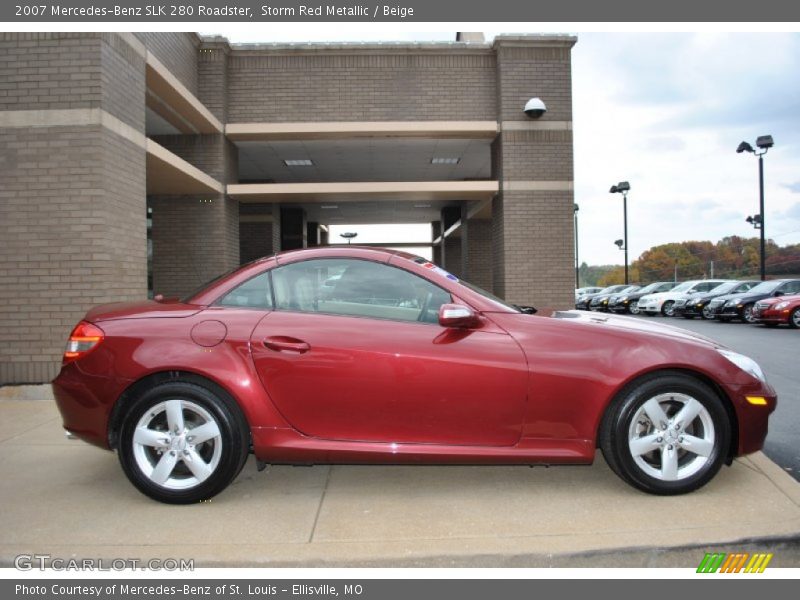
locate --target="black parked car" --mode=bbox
[609,281,677,315]
[710,279,800,323]
[575,284,629,310]
[590,285,639,312]
[673,280,759,320]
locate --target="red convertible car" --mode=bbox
[53,247,776,503]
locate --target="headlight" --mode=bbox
[726,298,741,306]
[775,301,790,310]
[718,349,767,383]
[619,296,628,302]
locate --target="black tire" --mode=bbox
[789,308,800,329]
[661,301,675,317]
[742,304,757,324]
[118,380,249,504]
[599,372,731,495]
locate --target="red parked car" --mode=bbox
[753,294,800,328]
[53,247,776,503]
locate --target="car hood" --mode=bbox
[758,294,800,306]
[84,300,203,322]
[551,310,723,348]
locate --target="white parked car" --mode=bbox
[637,280,730,316]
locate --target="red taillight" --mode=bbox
[63,321,105,364]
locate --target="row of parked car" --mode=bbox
[575,278,800,328]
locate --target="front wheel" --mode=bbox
[742,304,757,324]
[661,301,676,317]
[701,306,715,320]
[629,301,640,315]
[790,308,800,329]
[118,381,249,504]
[599,373,731,495]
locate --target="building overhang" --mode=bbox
[228,181,498,203]
[145,52,223,134]
[226,121,498,142]
[146,138,224,195]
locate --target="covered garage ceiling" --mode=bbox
[236,137,492,183]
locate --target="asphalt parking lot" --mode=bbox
[628,314,800,481]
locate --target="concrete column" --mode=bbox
[466,218,493,292]
[307,221,320,247]
[431,221,442,266]
[492,35,577,309]
[280,207,307,250]
[0,33,147,384]
[440,206,461,272]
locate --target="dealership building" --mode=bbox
[0,31,577,384]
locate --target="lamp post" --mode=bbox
[609,181,630,285]
[339,232,358,245]
[573,203,580,288]
[737,135,774,281]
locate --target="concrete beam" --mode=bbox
[228,180,499,203]
[146,138,224,195]
[225,121,499,141]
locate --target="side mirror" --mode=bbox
[774,290,785,297]
[438,303,479,328]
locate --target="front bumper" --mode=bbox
[714,305,744,319]
[728,380,778,456]
[673,302,706,317]
[753,308,790,325]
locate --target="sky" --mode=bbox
[204,27,800,268]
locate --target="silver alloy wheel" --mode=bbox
[629,301,640,315]
[627,392,715,481]
[132,399,222,490]
[663,301,675,317]
[743,305,756,323]
[702,305,715,320]
[792,309,800,328]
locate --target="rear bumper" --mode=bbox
[51,362,130,450]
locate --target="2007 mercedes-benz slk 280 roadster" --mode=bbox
[53,247,776,503]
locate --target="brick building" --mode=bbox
[0,32,577,384]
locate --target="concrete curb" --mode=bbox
[0,384,53,401]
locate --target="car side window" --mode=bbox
[217,272,274,309]
[271,258,451,323]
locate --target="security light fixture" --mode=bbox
[431,158,460,165]
[283,159,314,166]
[414,204,432,208]
[756,135,774,150]
[746,214,762,229]
[736,141,754,154]
[523,97,547,118]
[614,239,625,249]
[320,205,339,209]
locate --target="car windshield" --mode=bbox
[457,279,521,312]
[707,281,739,295]
[670,281,695,292]
[747,280,783,295]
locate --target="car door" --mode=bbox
[248,257,529,447]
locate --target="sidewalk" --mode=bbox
[1,392,799,567]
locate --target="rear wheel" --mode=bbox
[600,373,730,495]
[118,381,249,504]
[662,301,676,317]
[790,308,800,329]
